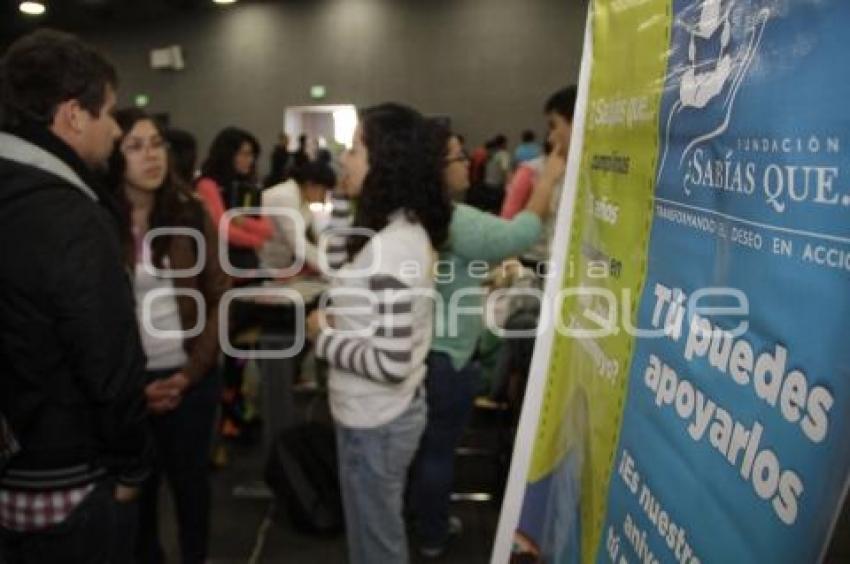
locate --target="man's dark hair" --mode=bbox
[294,161,336,189]
[486,134,507,150]
[0,29,117,128]
[521,130,536,143]
[544,85,578,122]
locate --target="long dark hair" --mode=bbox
[107,108,204,268]
[200,126,260,187]
[164,128,197,184]
[347,103,452,258]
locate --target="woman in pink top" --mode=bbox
[195,127,272,441]
[195,127,273,272]
[501,157,543,219]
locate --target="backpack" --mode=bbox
[264,422,343,535]
[0,411,21,476]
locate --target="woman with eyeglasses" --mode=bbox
[107,108,230,564]
[408,127,567,559]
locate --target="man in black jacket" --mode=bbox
[0,29,153,563]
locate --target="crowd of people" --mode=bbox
[0,29,574,564]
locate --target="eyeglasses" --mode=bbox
[122,137,168,156]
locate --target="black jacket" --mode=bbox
[0,125,152,491]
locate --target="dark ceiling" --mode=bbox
[1,0,267,46]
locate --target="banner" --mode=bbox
[494,1,850,563]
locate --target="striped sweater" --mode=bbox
[316,197,435,428]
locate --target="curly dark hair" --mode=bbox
[164,128,198,184]
[200,126,261,187]
[0,29,117,128]
[347,103,452,258]
[107,108,205,268]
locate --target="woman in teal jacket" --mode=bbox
[410,128,567,557]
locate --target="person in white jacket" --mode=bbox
[260,161,336,274]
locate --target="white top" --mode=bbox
[134,255,188,371]
[485,149,511,187]
[317,212,435,428]
[260,179,321,272]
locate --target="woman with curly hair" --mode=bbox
[306,103,451,564]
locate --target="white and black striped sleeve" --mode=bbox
[324,195,353,271]
[316,274,416,385]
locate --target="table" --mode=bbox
[229,277,327,499]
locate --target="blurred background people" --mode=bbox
[483,134,510,194]
[265,131,291,188]
[513,129,542,166]
[293,133,310,170]
[260,161,337,274]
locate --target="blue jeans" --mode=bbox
[410,352,479,547]
[335,392,427,564]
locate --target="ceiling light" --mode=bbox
[19,2,46,16]
[212,0,238,4]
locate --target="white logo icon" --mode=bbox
[680,0,733,109]
[657,0,770,188]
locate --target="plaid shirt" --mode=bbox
[0,484,95,532]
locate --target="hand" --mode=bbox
[145,380,179,414]
[306,309,330,342]
[163,372,190,395]
[540,142,568,186]
[115,484,139,503]
[144,372,188,414]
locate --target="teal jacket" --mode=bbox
[432,204,542,370]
